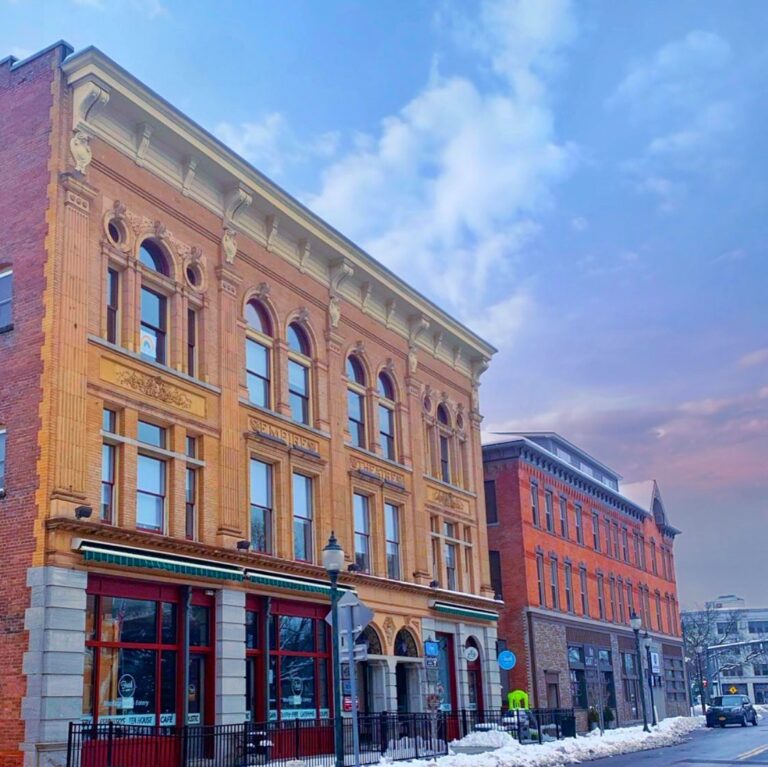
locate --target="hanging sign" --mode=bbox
[464,646,479,663]
[498,650,517,670]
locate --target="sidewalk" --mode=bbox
[396,717,703,767]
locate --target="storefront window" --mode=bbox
[83,579,212,727]
[436,633,457,712]
[267,602,331,721]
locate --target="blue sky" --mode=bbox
[3,0,766,606]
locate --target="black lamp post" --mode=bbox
[630,611,650,732]
[643,631,657,726]
[695,644,707,716]
[322,532,346,767]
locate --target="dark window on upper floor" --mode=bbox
[489,550,503,599]
[484,479,498,524]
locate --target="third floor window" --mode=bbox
[287,323,311,426]
[377,372,397,461]
[245,301,273,409]
[347,356,367,448]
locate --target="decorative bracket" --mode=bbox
[385,299,396,329]
[75,80,111,125]
[408,313,430,346]
[329,257,354,296]
[360,282,372,313]
[265,215,279,251]
[135,122,153,167]
[182,157,197,196]
[297,238,311,273]
[224,184,253,225]
[432,331,444,357]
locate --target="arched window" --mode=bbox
[346,355,366,448]
[245,300,273,409]
[137,240,171,364]
[287,322,311,425]
[377,372,396,461]
[139,239,169,276]
[394,628,418,658]
[356,626,383,656]
[436,404,452,483]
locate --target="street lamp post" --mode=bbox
[630,612,651,732]
[695,645,706,716]
[643,631,657,726]
[323,532,346,767]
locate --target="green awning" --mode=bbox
[431,601,498,622]
[247,570,355,596]
[76,540,244,582]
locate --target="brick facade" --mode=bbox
[484,436,687,730]
[1,42,500,766]
[0,44,72,767]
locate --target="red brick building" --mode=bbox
[483,433,688,730]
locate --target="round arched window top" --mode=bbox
[288,323,310,356]
[378,372,395,401]
[423,395,432,413]
[139,239,169,276]
[107,219,125,246]
[394,628,418,658]
[245,301,272,336]
[456,413,465,430]
[346,355,365,385]
[437,403,450,426]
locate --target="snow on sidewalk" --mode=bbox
[391,717,703,767]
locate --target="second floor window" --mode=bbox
[445,541,457,591]
[377,372,396,461]
[550,559,559,609]
[536,553,546,606]
[249,458,273,554]
[136,420,166,532]
[347,356,367,448]
[287,323,311,425]
[353,493,370,572]
[246,301,272,409]
[101,427,117,525]
[0,269,12,330]
[580,567,589,616]
[185,437,197,540]
[140,287,166,364]
[292,473,313,562]
[597,574,605,619]
[564,562,574,612]
[137,454,165,532]
[384,502,400,579]
[485,480,498,524]
[592,512,600,552]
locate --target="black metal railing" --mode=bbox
[67,709,575,767]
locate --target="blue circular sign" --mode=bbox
[498,650,517,670]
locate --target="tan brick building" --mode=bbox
[0,42,499,766]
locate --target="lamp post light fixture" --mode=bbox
[630,611,651,732]
[643,631,657,726]
[322,532,346,767]
[695,644,707,716]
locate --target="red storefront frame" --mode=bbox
[82,575,215,767]
[247,596,335,759]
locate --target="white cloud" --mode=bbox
[570,216,587,232]
[307,0,577,332]
[739,348,768,368]
[215,114,339,177]
[609,31,738,213]
[609,31,731,115]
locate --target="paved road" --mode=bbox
[590,722,768,766]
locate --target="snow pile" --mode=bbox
[451,727,515,749]
[755,704,768,720]
[397,717,702,767]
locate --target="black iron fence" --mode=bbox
[67,709,575,767]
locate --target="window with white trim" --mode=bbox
[245,301,273,409]
[0,269,12,331]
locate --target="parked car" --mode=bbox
[706,695,759,728]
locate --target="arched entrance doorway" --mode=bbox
[465,637,484,712]
[394,628,420,713]
[356,626,384,713]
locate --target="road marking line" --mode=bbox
[737,743,768,761]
